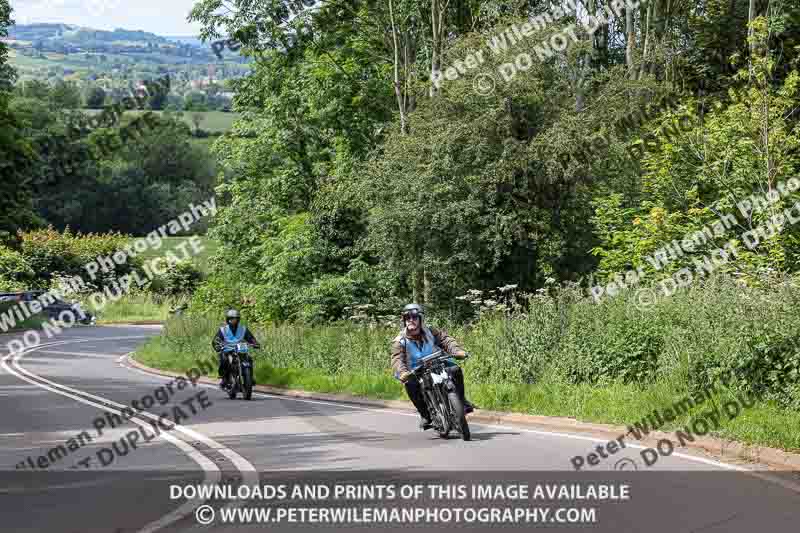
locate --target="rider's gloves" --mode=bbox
[453,351,468,359]
[399,371,413,382]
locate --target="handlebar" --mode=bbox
[221,342,260,352]
[411,351,469,375]
[420,350,446,365]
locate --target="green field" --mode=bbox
[85,293,190,324]
[82,109,240,133]
[133,236,217,275]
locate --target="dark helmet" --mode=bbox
[401,303,424,323]
[225,309,241,321]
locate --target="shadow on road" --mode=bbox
[466,431,520,442]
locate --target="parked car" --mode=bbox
[0,292,24,303]
[14,291,95,325]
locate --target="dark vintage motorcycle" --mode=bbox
[411,350,471,441]
[222,342,256,400]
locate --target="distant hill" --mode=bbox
[8,23,170,45]
[4,23,250,83]
[6,23,246,65]
[164,36,204,47]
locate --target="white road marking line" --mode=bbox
[1,336,248,533]
[121,355,748,472]
[36,350,121,357]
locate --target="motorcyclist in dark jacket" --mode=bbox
[390,303,475,430]
[212,309,260,388]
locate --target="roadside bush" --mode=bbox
[0,244,35,288]
[19,227,138,289]
[181,270,800,407]
[554,298,664,385]
[0,276,20,291]
[148,260,204,297]
[189,276,261,321]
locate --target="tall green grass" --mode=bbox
[135,277,800,452]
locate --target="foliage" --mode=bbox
[138,278,800,451]
[9,86,218,235]
[0,243,34,288]
[84,86,106,108]
[148,260,205,297]
[0,0,39,247]
[591,21,800,284]
[19,227,137,289]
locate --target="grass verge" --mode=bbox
[134,305,800,454]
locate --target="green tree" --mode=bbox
[0,0,40,247]
[85,86,106,108]
[49,80,82,109]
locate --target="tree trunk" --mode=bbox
[748,0,756,77]
[575,0,588,112]
[423,266,431,305]
[625,6,635,76]
[639,1,653,79]
[388,0,408,134]
[597,0,609,65]
[429,0,450,97]
[413,267,425,304]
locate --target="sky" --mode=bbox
[9,0,204,36]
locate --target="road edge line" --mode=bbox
[125,354,800,473]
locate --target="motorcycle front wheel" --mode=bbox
[242,366,253,400]
[435,397,451,438]
[447,392,471,441]
[425,389,449,438]
[228,373,238,399]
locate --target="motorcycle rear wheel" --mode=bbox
[447,392,471,441]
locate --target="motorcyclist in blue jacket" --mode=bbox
[390,303,475,430]
[212,309,260,388]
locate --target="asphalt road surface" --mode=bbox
[1,326,798,532]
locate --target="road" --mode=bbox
[0,326,798,532]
